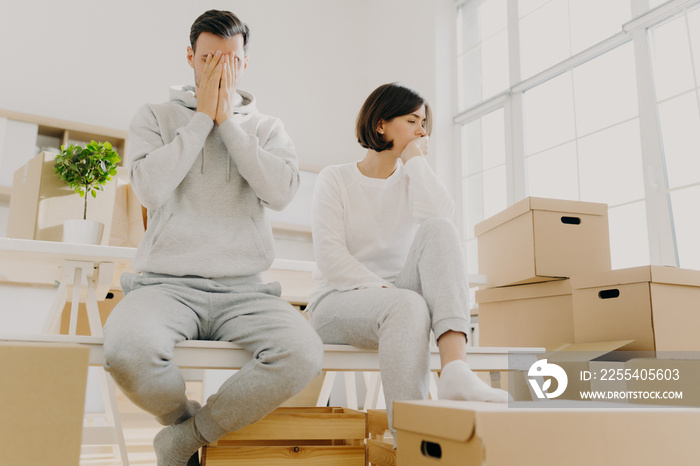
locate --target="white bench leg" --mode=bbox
[102,370,129,466]
[363,372,381,410]
[316,371,336,407]
[343,372,358,410]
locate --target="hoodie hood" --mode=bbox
[169,84,256,115]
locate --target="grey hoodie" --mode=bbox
[127,85,299,279]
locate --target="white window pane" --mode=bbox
[608,201,650,269]
[482,109,506,169]
[526,142,579,200]
[459,48,483,111]
[458,0,480,54]
[519,0,552,18]
[649,14,694,101]
[573,43,638,136]
[688,6,700,83]
[569,0,630,55]
[671,186,700,270]
[483,165,507,218]
[519,0,570,78]
[465,238,479,275]
[481,29,510,98]
[464,174,484,238]
[481,0,507,39]
[523,72,576,155]
[650,0,670,9]
[462,120,483,177]
[658,92,700,189]
[578,120,645,206]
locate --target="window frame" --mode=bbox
[454,0,700,269]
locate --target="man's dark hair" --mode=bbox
[190,10,250,53]
[356,83,432,152]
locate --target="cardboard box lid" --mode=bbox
[476,279,571,304]
[545,340,634,362]
[474,197,608,237]
[571,265,700,290]
[393,399,477,443]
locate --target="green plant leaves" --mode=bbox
[54,140,121,220]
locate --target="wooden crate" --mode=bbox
[201,407,367,466]
[367,410,396,466]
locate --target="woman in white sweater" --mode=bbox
[307,83,508,433]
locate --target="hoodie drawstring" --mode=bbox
[227,158,231,182]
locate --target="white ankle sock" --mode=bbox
[438,360,511,403]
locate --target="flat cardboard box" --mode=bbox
[571,265,700,351]
[394,399,700,466]
[540,340,633,401]
[476,279,573,349]
[474,197,610,288]
[503,340,632,402]
[0,342,89,466]
[7,151,119,245]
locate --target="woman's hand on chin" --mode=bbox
[400,136,429,164]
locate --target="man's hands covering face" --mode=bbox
[216,53,239,125]
[197,51,240,125]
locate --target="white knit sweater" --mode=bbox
[309,156,455,303]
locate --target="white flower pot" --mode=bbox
[63,219,104,245]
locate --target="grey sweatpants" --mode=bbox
[308,217,471,433]
[103,273,324,443]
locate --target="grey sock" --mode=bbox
[153,416,207,466]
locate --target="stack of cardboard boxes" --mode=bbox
[473,196,611,350]
[389,197,700,465]
[474,196,700,353]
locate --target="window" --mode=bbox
[456,0,700,274]
[649,5,700,268]
[462,108,507,274]
[457,0,510,111]
[519,0,631,79]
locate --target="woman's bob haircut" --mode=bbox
[356,83,432,152]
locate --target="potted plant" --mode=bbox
[54,140,121,244]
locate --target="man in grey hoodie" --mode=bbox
[102,10,324,466]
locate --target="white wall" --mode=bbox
[0,0,455,169]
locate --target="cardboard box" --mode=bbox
[201,407,367,465]
[59,289,123,336]
[7,151,119,245]
[571,265,700,351]
[0,342,90,466]
[394,399,700,466]
[474,197,610,288]
[476,279,573,349]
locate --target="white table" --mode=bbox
[0,237,316,333]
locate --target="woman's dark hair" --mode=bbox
[190,10,250,53]
[356,83,432,152]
